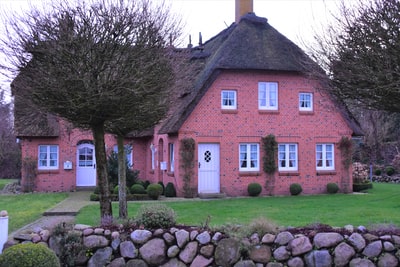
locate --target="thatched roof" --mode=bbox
[159,13,362,136]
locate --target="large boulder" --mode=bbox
[214,238,241,267]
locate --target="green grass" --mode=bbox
[0,193,68,233]
[0,179,18,191]
[76,183,400,228]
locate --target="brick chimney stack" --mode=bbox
[235,0,253,23]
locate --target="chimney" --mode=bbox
[235,0,253,23]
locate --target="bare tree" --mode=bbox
[1,0,181,218]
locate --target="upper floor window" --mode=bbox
[299,93,313,111]
[316,144,334,170]
[239,143,259,171]
[259,82,278,110]
[278,144,298,171]
[38,145,59,170]
[221,90,237,110]
[169,143,174,172]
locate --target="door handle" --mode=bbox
[93,164,96,169]
[198,162,201,168]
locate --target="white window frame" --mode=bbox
[169,143,174,172]
[221,90,237,110]
[38,145,59,170]
[150,144,156,170]
[113,145,133,167]
[316,144,335,170]
[299,93,313,111]
[239,143,260,171]
[278,144,298,171]
[258,82,278,110]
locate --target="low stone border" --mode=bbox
[4,224,400,267]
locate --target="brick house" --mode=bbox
[13,1,362,196]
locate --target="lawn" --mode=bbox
[76,183,400,228]
[0,192,68,233]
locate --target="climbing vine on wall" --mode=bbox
[338,136,353,169]
[262,134,278,174]
[180,138,195,198]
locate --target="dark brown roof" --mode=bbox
[159,13,356,135]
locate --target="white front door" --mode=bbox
[76,143,96,186]
[198,144,220,193]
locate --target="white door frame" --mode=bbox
[76,143,96,186]
[198,143,220,193]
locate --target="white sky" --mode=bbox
[0,0,344,101]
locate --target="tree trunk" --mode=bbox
[92,123,112,218]
[117,135,128,219]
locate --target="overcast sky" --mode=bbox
[0,0,343,101]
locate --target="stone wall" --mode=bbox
[6,224,400,267]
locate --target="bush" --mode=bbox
[113,185,130,195]
[385,166,395,176]
[165,182,177,197]
[247,183,262,196]
[93,186,100,194]
[90,193,99,201]
[107,151,139,188]
[289,183,302,196]
[0,243,60,267]
[374,169,382,176]
[135,203,176,229]
[326,183,339,194]
[147,183,163,200]
[131,184,146,194]
[143,180,150,189]
[158,181,165,195]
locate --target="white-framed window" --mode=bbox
[278,144,298,171]
[316,144,334,170]
[239,143,259,171]
[113,145,133,167]
[150,144,156,170]
[169,143,174,172]
[258,82,278,110]
[38,145,59,170]
[221,90,237,110]
[299,93,313,111]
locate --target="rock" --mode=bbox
[273,245,290,261]
[212,232,223,242]
[266,263,283,267]
[83,228,94,236]
[74,249,90,266]
[377,252,398,267]
[39,229,50,242]
[120,240,137,258]
[139,238,166,266]
[348,232,366,252]
[383,241,395,252]
[287,257,304,267]
[130,229,152,244]
[74,224,91,231]
[249,245,271,264]
[176,229,190,248]
[349,258,375,267]
[84,235,109,249]
[111,231,119,239]
[261,233,276,244]
[190,230,199,240]
[111,238,121,251]
[250,233,260,244]
[392,235,400,245]
[94,228,104,234]
[196,231,211,244]
[163,232,175,245]
[179,241,198,264]
[190,255,214,267]
[288,236,312,256]
[87,247,113,267]
[31,233,41,243]
[313,232,343,248]
[200,244,214,257]
[107,257,125,267]
[334,242,355,267]
[126,259,148,267]
[160,258,187,267]
[362,240,382,258]
[48,235,63,256]
[364,233,379,242]
[233,260,256,267]
[304,250,332,267]
[154,228,164,236]
[167,245,180,258]
[215,238,241,267]
[344,225,354,232]
[274,231,294,245]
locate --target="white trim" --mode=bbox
[221,90,237,110]
[278,144,298,171]
[38,145,59,170]
[299,92,313,111]
[316,143,335,170]
[258,82,278,110]
[239,143,260,171]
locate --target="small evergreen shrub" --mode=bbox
[289,183,302,195]
[90,193,99,201]
[385,166,395,176]
[135,203,176,229]
[165,182,177,197]
[131,184,146,194]
[93,186,100,194]
[52,223,85,267]
[247,183,262,196]
[327,183,339,194]
[0,243,60,267]
[374,169,382,176]
[147,183,163,200]
[113,185,129,195]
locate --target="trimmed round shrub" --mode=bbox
[143,180,151,189]
[0,243,60,267]
[165,182,177,197]
[158,181,165,195]
[385,166,395,176]
[131,184,146,194]
[135,203,176,229]
[289,183,302,196]
[247,183,262,196]
[147,183,163,200]
[93,186,100,194]
[374,169,382,176]
[90,193,99,201]
[113,185,130,195]
[326,183,339,194]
